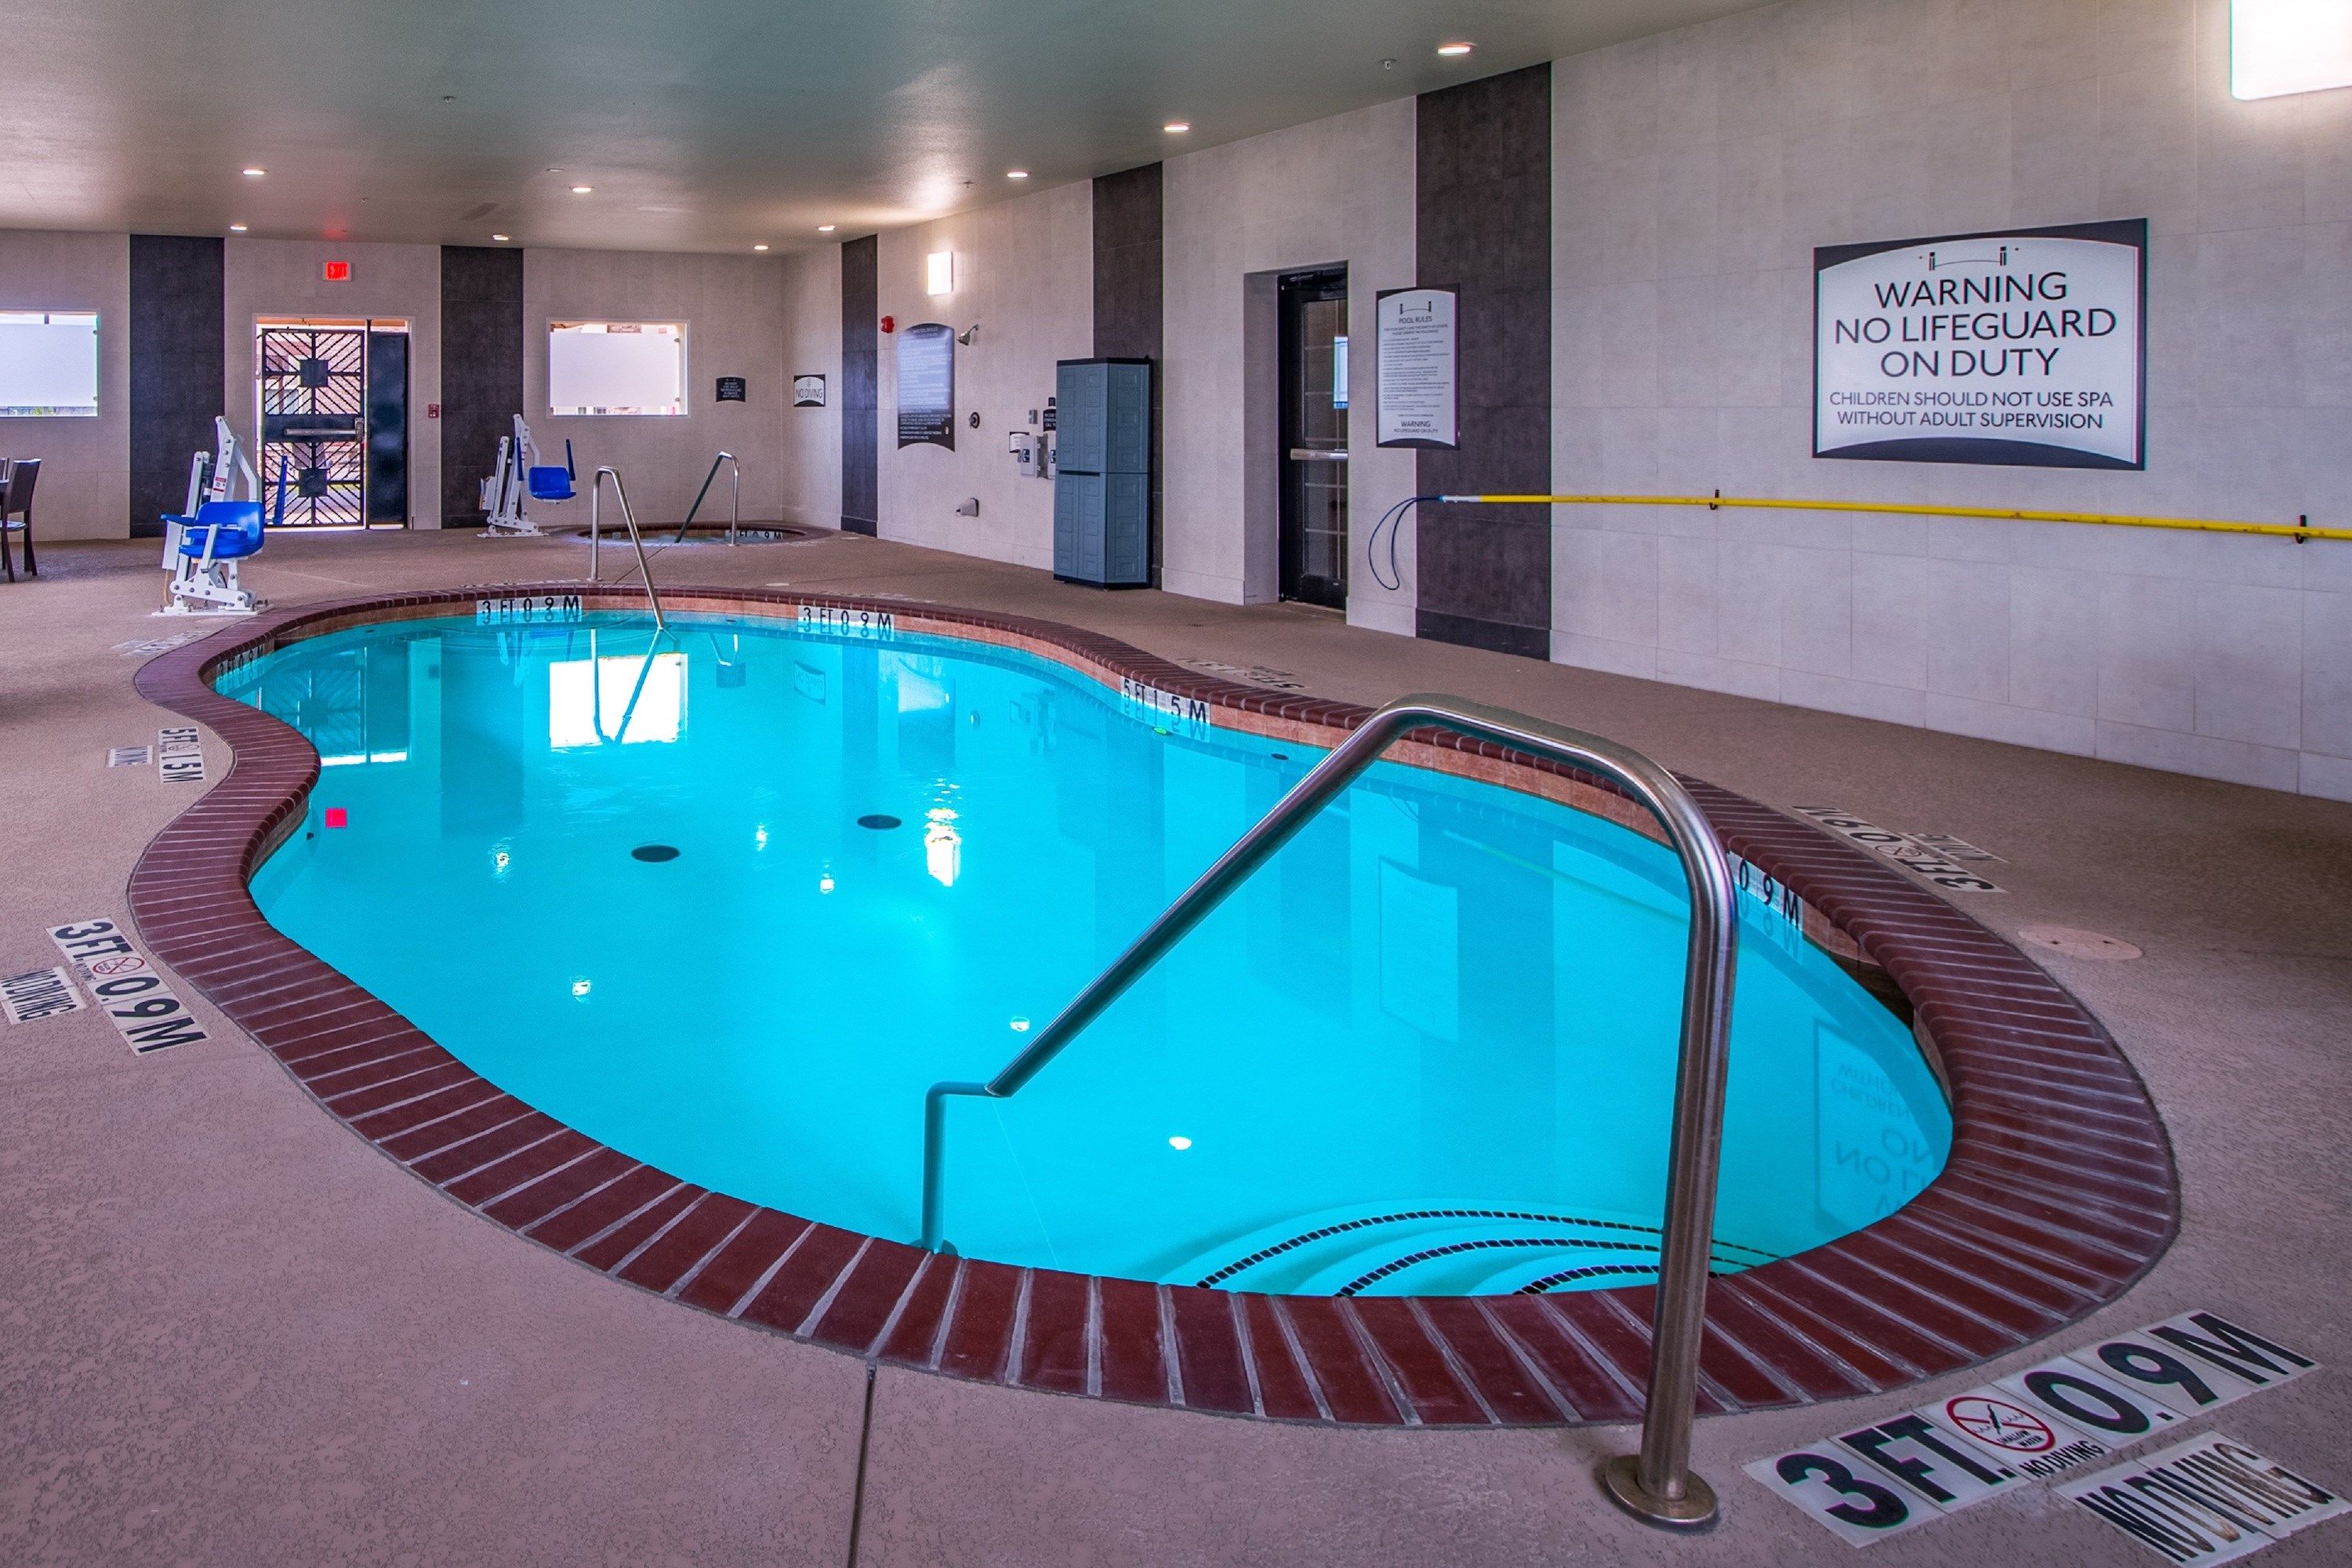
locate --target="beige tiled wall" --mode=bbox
[874,182,1093,572]
[523,249,788,526]
[779,248,843,531]
[1160,100,1419,633]
[223,238,442,528]
[1552,0,2352,800]
[0,230,129,540]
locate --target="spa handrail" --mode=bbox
[916,694,1740,1529]
[586,466,666,630]
[673,451,742,545]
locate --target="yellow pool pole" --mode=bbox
[1436,493,2350,546]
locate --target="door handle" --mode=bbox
[1287,448,1348,462]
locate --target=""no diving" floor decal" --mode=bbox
[1747,1309,2330,1559]
[2,965,84,1024]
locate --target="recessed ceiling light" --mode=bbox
[1437,41,1474,55]
[570,184,593,194]
[492,233,510,241]
[818,223,836,233]
[1007,169,1029,179]
[753,243,769,251]
[241,167,267,177]
[1163,121,1191,133]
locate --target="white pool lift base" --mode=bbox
[481,416,577,537]
[158,418,270,617]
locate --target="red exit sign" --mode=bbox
[322,260,351,281]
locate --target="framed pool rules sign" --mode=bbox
[1375,287,1459,449]
[1813,219,2146,470]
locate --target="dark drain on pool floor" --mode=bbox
[857,814,902,830]
[631,844,681,862]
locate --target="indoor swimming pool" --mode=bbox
[219,609,1952,1296]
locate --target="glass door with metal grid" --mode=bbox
[256,321,408,528]
[1278,269,1348,609]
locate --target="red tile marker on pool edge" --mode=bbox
[324,808,347,828]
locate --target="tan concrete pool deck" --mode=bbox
[2,526,2347,1566]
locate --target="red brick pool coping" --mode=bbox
[129,584,2177,1428]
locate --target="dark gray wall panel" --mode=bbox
[1092,163,1163,584]
[1092,164,1163,358]
[438,246,524,527]
[127,234,224,537]
[840,234,879,535]
[1414,64,1552,659]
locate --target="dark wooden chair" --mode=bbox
[2,458,39,579]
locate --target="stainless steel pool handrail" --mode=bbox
[586,466,667,630]
[916,694,1740,1530]
[673,451,742,545]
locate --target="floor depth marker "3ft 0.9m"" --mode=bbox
[46,919,209,1054]
[1747,1308,2330,1560]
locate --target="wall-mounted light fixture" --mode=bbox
[2232,0,2352,97]
[926,251,954,296]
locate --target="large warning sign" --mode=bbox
[1814,219,2146,470]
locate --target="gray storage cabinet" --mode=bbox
[1053,358,1152,586]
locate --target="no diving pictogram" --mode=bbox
[1944,1396,2056,1454]
[85,955,150,978]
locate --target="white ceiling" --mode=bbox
[0,0,1763,254]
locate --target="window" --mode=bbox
[548,321,687,416]
[2233,0,2352,98]
[0,310,100,416]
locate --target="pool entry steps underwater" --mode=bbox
[129,586,2175,1482]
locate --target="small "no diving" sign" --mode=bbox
[2,966,84,1023]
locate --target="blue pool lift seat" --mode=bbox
[169,499,267,560]
[528,466,576,502]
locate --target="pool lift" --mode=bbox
[158,416,268,616]
[480,416,577,536]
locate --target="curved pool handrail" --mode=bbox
[585,466,666,630]
[918,693,1740,1529]
[672,451,742,546]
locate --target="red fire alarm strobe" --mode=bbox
[426,403,441,419]
[879,314,895,333]
[322,260,351,281]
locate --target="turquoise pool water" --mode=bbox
[223,611,1950,1295]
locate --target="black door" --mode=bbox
[365,330,409,524]
[1278,269,1348,609]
